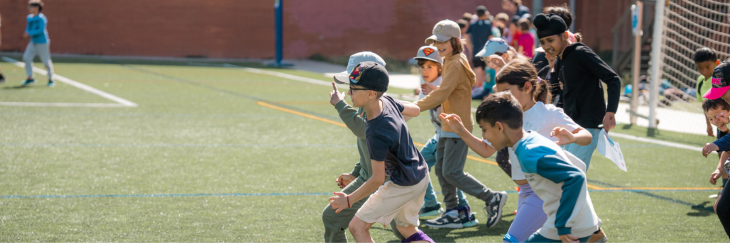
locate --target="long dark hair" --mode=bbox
[495,59,550,103]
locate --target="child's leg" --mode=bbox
[22,42,37,79]
[564,128,601,171]
[503,188,547,243]
[440,137,494,205]
[434,138,458,208]
[420,135,440,207]
[716,181,730,239]
[456,189,470,208]
[323,177,404,242]
[34,43,53,81]
[348,216,375,243]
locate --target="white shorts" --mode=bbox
[355,175,429,228]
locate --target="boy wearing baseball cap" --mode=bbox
[324,52,408,242]
[328,61,434,243]
[413,46,473,219]
[701,60,730,239]
[419,20,508,229]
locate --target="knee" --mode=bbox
[348,220,365,235]
[444,168,463,182]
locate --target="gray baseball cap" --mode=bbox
[475,38,510,58]
[425,20,461,44]
[413,45,442,64]
[333,51,386,84]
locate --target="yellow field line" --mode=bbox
[257,101,499,166]
[258,101,723,191]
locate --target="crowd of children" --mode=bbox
[319,2,730,243]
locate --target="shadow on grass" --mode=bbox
[376,217,512,243]
[688,201,715,217]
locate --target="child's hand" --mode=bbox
[551,127,575,145]
[328,192,349,213]
[546,53,556,69]
[335,173,355,188]
[438,113,466,134]
[703,143,720,157]
[716,112,729,125]
[329,82,346,106]
[711,169,722,185]
[559,234,580,243]
[421,83,439,95]
[487,55,506,72]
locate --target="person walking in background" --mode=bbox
[22,0,54,87]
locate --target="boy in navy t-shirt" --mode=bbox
[328,61,434,243]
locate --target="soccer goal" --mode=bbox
[643,0,729,133]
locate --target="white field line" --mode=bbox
[229,62,710,153]
[2,57,138,107]
[0,102,127,107]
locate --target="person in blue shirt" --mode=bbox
[22,1,54,87]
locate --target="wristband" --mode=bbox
[347,195,351,208]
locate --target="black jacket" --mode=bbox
[550,43,621,129]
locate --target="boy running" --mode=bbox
[323,52,406,242]
[695,47,722,137]
[328,61,434,243]
[474,92,602,243]
[700,60,730,239]
[22,0,54,87]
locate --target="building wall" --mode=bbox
[0,0,631,60]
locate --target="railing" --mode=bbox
[612,0,656,75]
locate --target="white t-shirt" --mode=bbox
[508,101,581,180]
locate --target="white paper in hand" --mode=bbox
[596,129,627,171]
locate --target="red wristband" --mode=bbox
[347,195,351,208]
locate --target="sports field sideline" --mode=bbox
[0,57,727,242]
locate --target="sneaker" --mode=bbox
[461,212,479,228]
[21,78,35,86]
[710,192,720,199]
[484,191,508,228]
[424,209,463,228]
[0,74,5,83]
[588,228,608,243]
[47,80,55,87]
[419,204,444,218]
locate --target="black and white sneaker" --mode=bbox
[424,209,463,228]
[484,191,508,228]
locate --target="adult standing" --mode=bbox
[502,0,530,18]
[22,0,54,87]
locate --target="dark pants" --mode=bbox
[718,179,730,240]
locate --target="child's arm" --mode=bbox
[26,17,46,36]
[711,151,730,185]
[706,114,715,137]
[399,100,421,118]
[577,48,622,132]
[330,83,367,139]
[551,127,593,146]
[329,159,385,213]
[439,113,497,158]
[414,63,461,111]
[535,154,587,240]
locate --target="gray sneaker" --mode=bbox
[424,209,463,228]
[484,191,508,228]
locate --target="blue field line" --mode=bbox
[0,142,356,148]
[0,188,718,199]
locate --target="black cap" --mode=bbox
[532,13,568,39]
[348,61,389,92]
[476,5,487,16]
[713,61,730,88]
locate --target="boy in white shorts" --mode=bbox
[328,61,434,243]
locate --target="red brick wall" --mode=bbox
[0,0,631,60]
